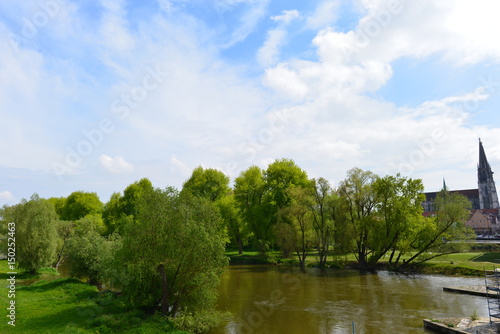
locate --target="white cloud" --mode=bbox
[306,0,340,30]
[170,154,191,178]
[0,191,14,201]
[99,155,134,174]
[99,0,135,52]
[257,29,287,67]
[221,0,269,48]
[271,9,300,24]
[3,0,500,202]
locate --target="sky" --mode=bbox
[1,0,500,206]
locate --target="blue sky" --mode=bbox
[1,0,500,206]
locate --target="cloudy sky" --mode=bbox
[1,0,500,206]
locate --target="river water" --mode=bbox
[210,265,489,334]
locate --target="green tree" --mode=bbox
[394,190,475,269]
[336,168,378,269]
[53,220,75,269]
[121,178,154,216]
[181,166,230,202]
[102,178,154,234]
[234,165,271,244]
[368,174,425,267]
[308,178,336,267]
[61,191,103,221]
[66,215,120,288]
[218,193,248,254]
[276,187,316,268]
[264,158,311,210]
[48,196,66,219]
[113,187,228,318]
[2,194,59,274]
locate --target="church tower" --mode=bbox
[478,139,499,209]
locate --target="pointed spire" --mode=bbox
[442,178,447,191]
[478,138,490,176]
[478,139,499,209]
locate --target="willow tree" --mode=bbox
[336,168,378,269]
[393,190,475,269]
[113,187,228,318]
[1,194,59,274]
[276,187,316,268]
[181,166,230,202]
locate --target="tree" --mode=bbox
[53,220,75,269]
[368,174,425,267]
[308,178,336,267]
[394,190,475,269]
[102,178,154,234]
[113,187,228,318]
[233,166,271,244]
[66,215,120,288]
[48,196,66,219]
[336,168,378,269]
[2,194,59,274]
[61,191,103,221]
[182,166,230,202]
[276,187,316,268]
[218,193,248,254]
[264,158,311,210]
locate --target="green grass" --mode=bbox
[0,261,189,334]
[226,247,500,275]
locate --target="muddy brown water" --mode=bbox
[210,265,489,334]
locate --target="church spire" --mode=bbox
[478,139,499,209]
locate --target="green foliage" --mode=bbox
[370,174,425,266]
[169,310,230,334]
[264,158,311,209]
[234,165,271,243]
[1,194,59,274]
[48,196,67,219]
[53,219,75,268]
[113,187,228,319]
[102,178,154,235]
[234,159,312,246]
[218,193,249,253]
[182,166,230,202]
[336,168,378,267]
[61,191,103,221]
[276,187,316,267]
[334,168,462,270]
[308,178,336,266]
[395,190,475,268]
[66,216,121,287]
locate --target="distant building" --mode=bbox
[422,140,499,235]
[466,209,499,235]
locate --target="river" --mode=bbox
[210,265,489,334]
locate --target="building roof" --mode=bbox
[424,189,479,200]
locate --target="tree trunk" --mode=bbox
[158,264,169,316]
[237,237,243,255]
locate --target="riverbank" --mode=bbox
[226,249,500,276]
[0,261,189,334]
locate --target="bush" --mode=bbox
[169,310,230,334]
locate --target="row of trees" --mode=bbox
[179,160,473,270]
[0,186,228,331]
[0,159,474,324]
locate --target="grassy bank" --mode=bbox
[226,247,500,276]
[0,261,188,334]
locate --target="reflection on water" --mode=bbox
[16,261,71,286]
[210,265,487,334]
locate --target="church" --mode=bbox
[422,140,500,235]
